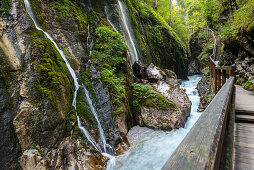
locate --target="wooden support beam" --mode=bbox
[218,70,222,91]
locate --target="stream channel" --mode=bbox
[113,75,202,170]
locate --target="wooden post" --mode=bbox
[210,60,212,78]
[215,69,218,94]
[230,70,235,77]
[222,70,226,86]
[218,69,222,91]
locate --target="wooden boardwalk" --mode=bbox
[234,85,254,170]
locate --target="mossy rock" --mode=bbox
[30,30,74,113]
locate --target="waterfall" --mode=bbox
[87,24,93,56]
[23,0,113,156]
[118,0,139,64]
[82,84,107,152]
[105,6,119,33]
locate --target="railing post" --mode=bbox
[230,70,235,77]
[218,69,222,91]
[222,70,226,85]
[215,69,218,94]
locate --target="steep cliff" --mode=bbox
[120,0,188,79]
[219,0,254,93]
[0,0,191,168]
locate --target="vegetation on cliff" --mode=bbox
[132,83,176,112]
[30,31,74,113]
[123,0,188,78]
[93,26,132,116]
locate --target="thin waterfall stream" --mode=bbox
[118,0,139,64]
[112,75,202,170]
[23,0,114,162]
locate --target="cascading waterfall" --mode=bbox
[23,0,115,165]
[82,84,108,152]
[118,0,139,64]
[105,6,119,33]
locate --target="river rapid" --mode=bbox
[114,75,202,170]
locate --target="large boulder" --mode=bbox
[137,68,192,130]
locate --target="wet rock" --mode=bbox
[139,80,191,130]
[146,63,164,82]
[197,76,212,112]
[19,137,107,170]
[164,69,177,79]
[132,61,146,79]
[0,81,21,169]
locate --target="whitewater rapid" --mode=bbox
[114,75,202,170]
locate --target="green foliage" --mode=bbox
[81,71,97,100]
[236,75,254,93]
[0,0,11,13]
[123,0,188,77]
[30,0,88,30]
[93,26,131,115]
[203,66,210,76]
[51,0,87,30]
[198,41,214,62]
[132,83,176,111]
[0,55,11,87]
[185,0,220,30]
[219,0,254,39]
[30,31,74,112]
[94,27,128,67]
[76,89,96,128]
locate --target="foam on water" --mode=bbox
[114,75,202,170]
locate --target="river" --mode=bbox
[113,75,202,170]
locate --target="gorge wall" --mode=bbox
[0,0,190,169]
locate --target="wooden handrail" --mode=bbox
[162,77,235,170]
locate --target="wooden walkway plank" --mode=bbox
[235,85,254,113]
[234,85,254,170]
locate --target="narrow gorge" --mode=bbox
[0,0,253,169]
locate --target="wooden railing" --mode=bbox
[205,28,235,94]
[162,77,235,170]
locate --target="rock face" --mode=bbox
[197,76,213,112]
[0,0,197,168]
[19,137,106,170]
[135,63,192,130]
[0,81,21,169]
[188,31,203,75]
[221,25,254,92]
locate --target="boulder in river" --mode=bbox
[133,65,192,130]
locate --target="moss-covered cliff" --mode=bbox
[122,0,188,79]
[0,0,193,168]
[218,0,254,93]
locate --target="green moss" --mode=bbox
[0,55,11,87]
[122,0,188,77]
[81,71,97,100]
[0,0,11,13]
[132,83,176,111]
[92,26,132,115]
[30,31,74,113]
[76,88,96,128]
[219,0,254,40]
